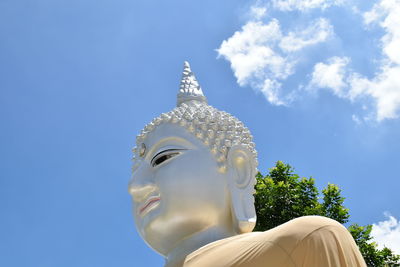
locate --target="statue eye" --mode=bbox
[151,150,182,167]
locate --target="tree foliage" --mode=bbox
[254,161,349,231]
[254,161,400,266]
[348,224,400,266]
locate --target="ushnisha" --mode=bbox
[133,61,258,174]
[129,62,366,267]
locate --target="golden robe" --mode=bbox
[178,216,366,267]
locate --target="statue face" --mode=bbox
[129,123,231,256]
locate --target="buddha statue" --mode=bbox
[129,62,366,267]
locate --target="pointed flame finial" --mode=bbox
[177,61,207,106]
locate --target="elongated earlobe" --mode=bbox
[227,145,257,234]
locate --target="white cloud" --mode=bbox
[279,18,332,52]
[260,78,285,105]
[217,20,290,85]
[219,0,400,122]
[309,56,349,97]
[349,67,400,121]
[371,212,400,254]
[306,0,400,121]
[347,0,400,121]
[250,5,267,20]
[351,114,362,125]
[217,18,333,105]
[363,0,400,64]
[272,0,343,11]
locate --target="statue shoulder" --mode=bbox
[182,216,366,267]
[279,216,366,267]
[254,216,345,244]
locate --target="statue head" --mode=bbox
[128,62,258,258]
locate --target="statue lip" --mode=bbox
[139,195,161,215]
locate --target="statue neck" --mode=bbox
[165,225,236,267]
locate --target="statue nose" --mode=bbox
[128,164,157,202]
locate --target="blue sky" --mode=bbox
[1,0,399,266]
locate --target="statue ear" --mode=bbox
[226,145,257,234]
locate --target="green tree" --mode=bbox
[348,224,400,266]
[321,183,350,224]
[254,161,348,231]
[254,161,400,266]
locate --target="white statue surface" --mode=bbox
[129,62,366,267]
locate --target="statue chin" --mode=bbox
[236,218,256,234]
